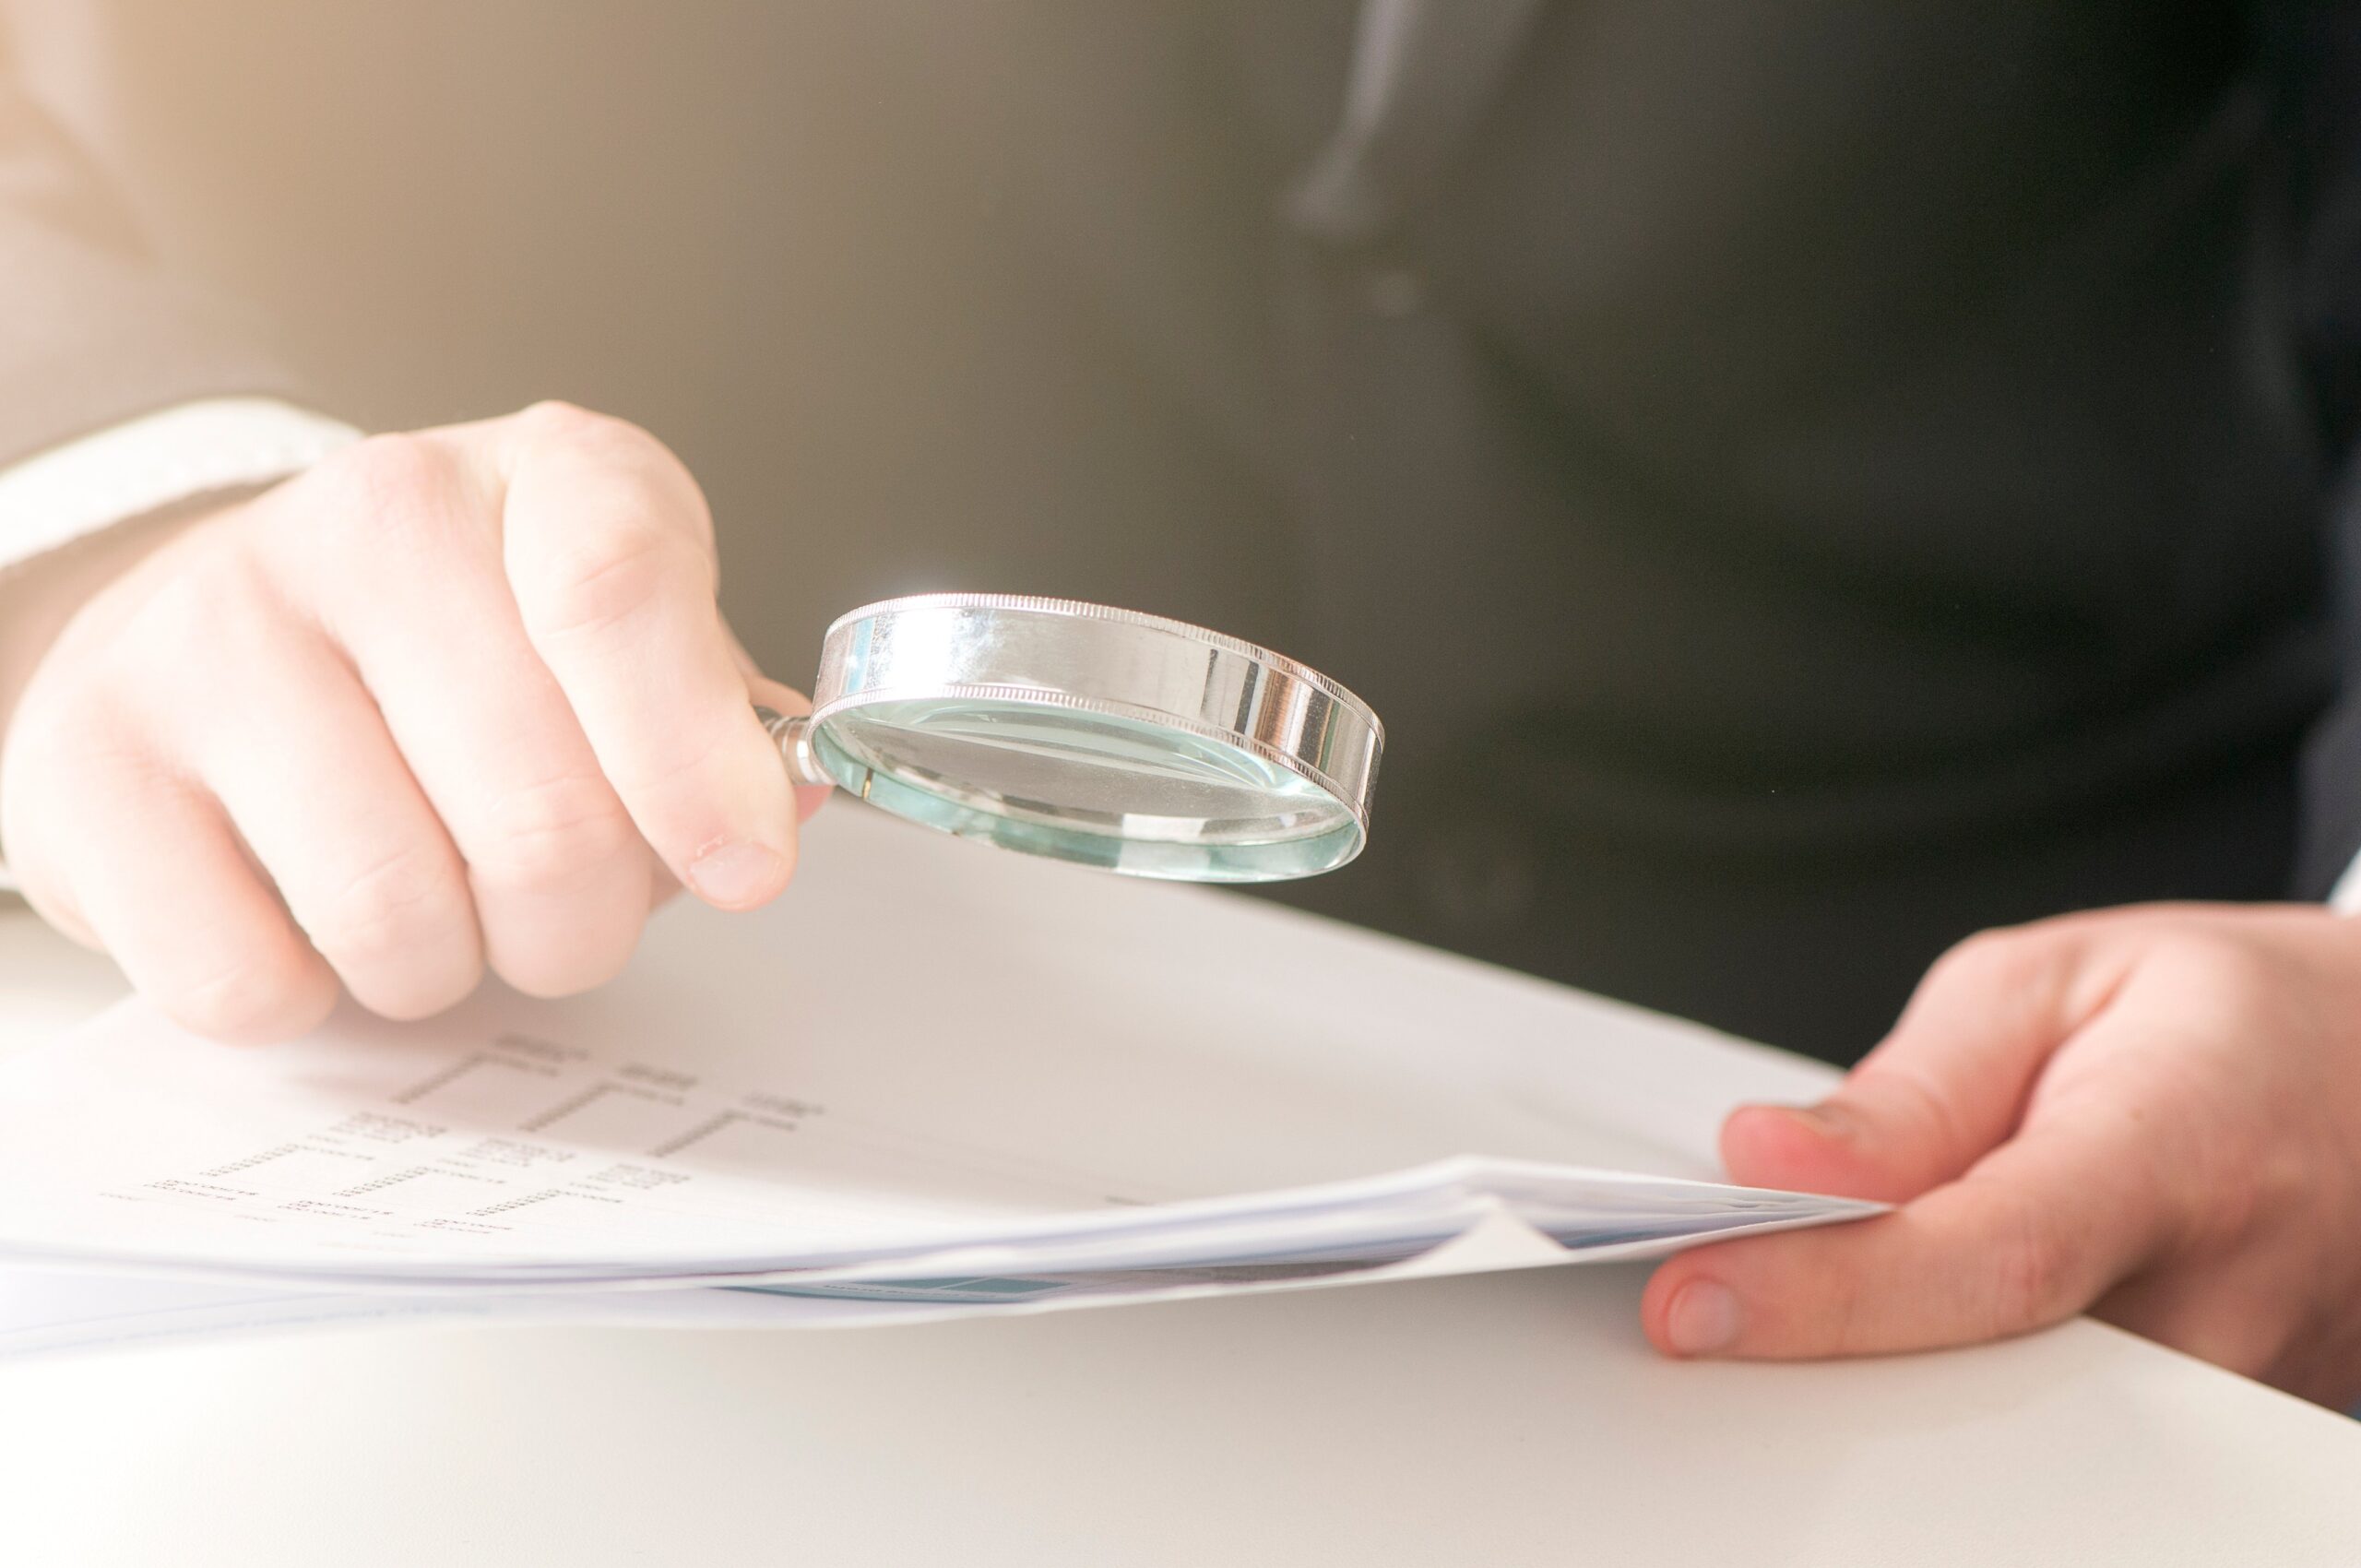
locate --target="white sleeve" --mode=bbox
[0,396,361,575]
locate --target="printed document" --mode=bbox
[0,806,1879,1352]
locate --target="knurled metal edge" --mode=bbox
[821,592,1384,747]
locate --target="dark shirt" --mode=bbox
[1226,3,2358,1060]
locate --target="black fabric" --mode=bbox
[2273,3,2361,896]
[1227,3,2347,1056]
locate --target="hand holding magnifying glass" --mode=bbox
[753,594,1382,883]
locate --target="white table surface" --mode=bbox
[2,807,2358,1566]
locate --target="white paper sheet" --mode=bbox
[0,806,1880,1353]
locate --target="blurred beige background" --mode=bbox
[5,2,1304,681]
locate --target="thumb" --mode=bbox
[1721,924,2121,1203]
[1643,1100,2169,1360]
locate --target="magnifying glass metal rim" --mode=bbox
[763,591,1384,878]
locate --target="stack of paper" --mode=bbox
[0,808,1878,1354]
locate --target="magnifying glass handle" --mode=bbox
[754,706,834,789]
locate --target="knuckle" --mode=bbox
[1909,922,2089,1028]
[10,862,95,948]
[1859,1067,1972,1168]
[526,518,700,644]
[512,401,713,544]
[309,845,472,966]
[319,432,457,521]
[295,434,468,567]
[164,950,329,1043]
[6,723,171,933]
[494,924,644,1000]
[127,546,278,672]
[1984,1197,2082,1336]
[2149,931,2276,1004]
[362,956,485,1023]
[514,401,677,481]
[470,773,642,889]
[603,719,734,802]
[516,398,629,448]
[1929,926,2040,988]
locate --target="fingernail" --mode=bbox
[685,840,788,909]
[1786,1100,1861,1143]
[1665,1279,1745,1357]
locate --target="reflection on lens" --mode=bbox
[812,697,1362,882]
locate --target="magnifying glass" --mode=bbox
[755,593,1382,883]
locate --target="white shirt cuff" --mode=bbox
[0,397,361,575]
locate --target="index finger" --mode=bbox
[490,402,798,909]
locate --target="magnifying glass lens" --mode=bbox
[778,596,1382,884]
[813,699,1361,881]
